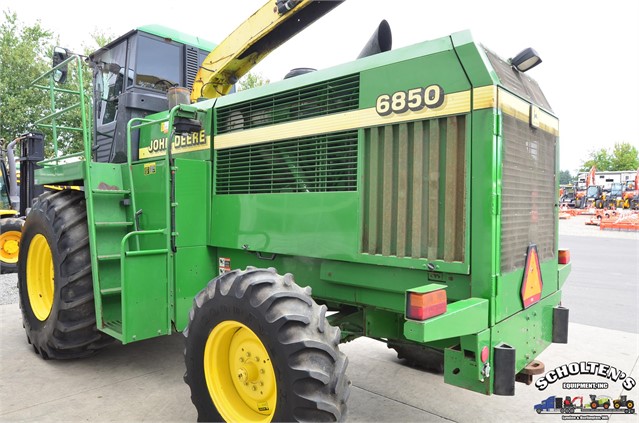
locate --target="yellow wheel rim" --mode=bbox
[26,234,55,321]
[0,230,21,264]
[204,320,277,423]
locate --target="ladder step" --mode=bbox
[98,254,120,261]
[100,287,122,296]
[101,320,123,340]
[95,221,134,227]
[92,188,130,195]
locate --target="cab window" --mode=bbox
[135,36,181,92]
[94,41,128,125]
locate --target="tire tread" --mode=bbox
[184,268,350,422]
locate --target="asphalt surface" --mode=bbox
[0,215,637,422]
[558,213,638,333]
[561,234,638,333]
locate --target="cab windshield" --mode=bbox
[134,35,181,91]
[609,183,622,196]
[0,163,10,209]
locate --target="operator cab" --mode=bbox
[0,159,10,210]
[89,26,215,163]
[609,182,623,197]
[586,185,602,198]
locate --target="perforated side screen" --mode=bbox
[216,75,359,134]
[500,114,556,272]
[215,130,358,194]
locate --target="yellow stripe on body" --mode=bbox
[472,85,558,135]
[214,90,471,150]
[211,85,557,151]
[472,86,497,110]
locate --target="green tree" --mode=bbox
[0,11,54,144]
[238,72,270,91]
[580,142,638,171]
[559,170,573,185]
[1,13,115,157]
[610,142,639,170]
[580,148,612,171]
[85,29,114,54]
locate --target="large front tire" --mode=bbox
[184,268,350,422]
[17,190,112,359]
[0,217,23,274]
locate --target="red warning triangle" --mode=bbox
[521,244,543,308]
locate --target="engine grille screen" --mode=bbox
[500,113,557,273]
[215,130,358,194]
[216,74,359,134]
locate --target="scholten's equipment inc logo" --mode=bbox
[532,361,636,419]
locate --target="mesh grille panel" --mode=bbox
[216,74,359,134]
[215,130,358,194]
[501,114,556,272]
[185,47,199,90]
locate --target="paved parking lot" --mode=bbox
[1,217,637,422]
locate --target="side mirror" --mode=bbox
[52,46,69,84]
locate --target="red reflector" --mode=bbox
[481,346,489,363]
[521,244,543,308]
[406,290,447,321]
[558,249,570,264]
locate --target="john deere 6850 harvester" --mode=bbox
[17,1,570,421]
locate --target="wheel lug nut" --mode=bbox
[246,352,251,357]
[239,357,244,363]
[252,385,257,391]
[260,369,265,374]
[255,356,260,362]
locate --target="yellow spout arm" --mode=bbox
[190,0,343,103]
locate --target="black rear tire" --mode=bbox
[17,190,112,359]
[1,217,23,274]
[184,267,350,422]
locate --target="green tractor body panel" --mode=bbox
[33,29,566,395]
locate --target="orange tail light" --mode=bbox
[406,289,447,321]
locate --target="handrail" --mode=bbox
[126,116,169,242]
[32,85,81,95]
[36,124,83,132]
[34,102,80,126]
[30,55,91,163]
[31,55,79,85]
[120,228,167,256]
[38,151,84,165]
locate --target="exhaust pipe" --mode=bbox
[357,20,392,59]
[7,138,20,210]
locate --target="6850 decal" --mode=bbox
[375,84,445,116]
